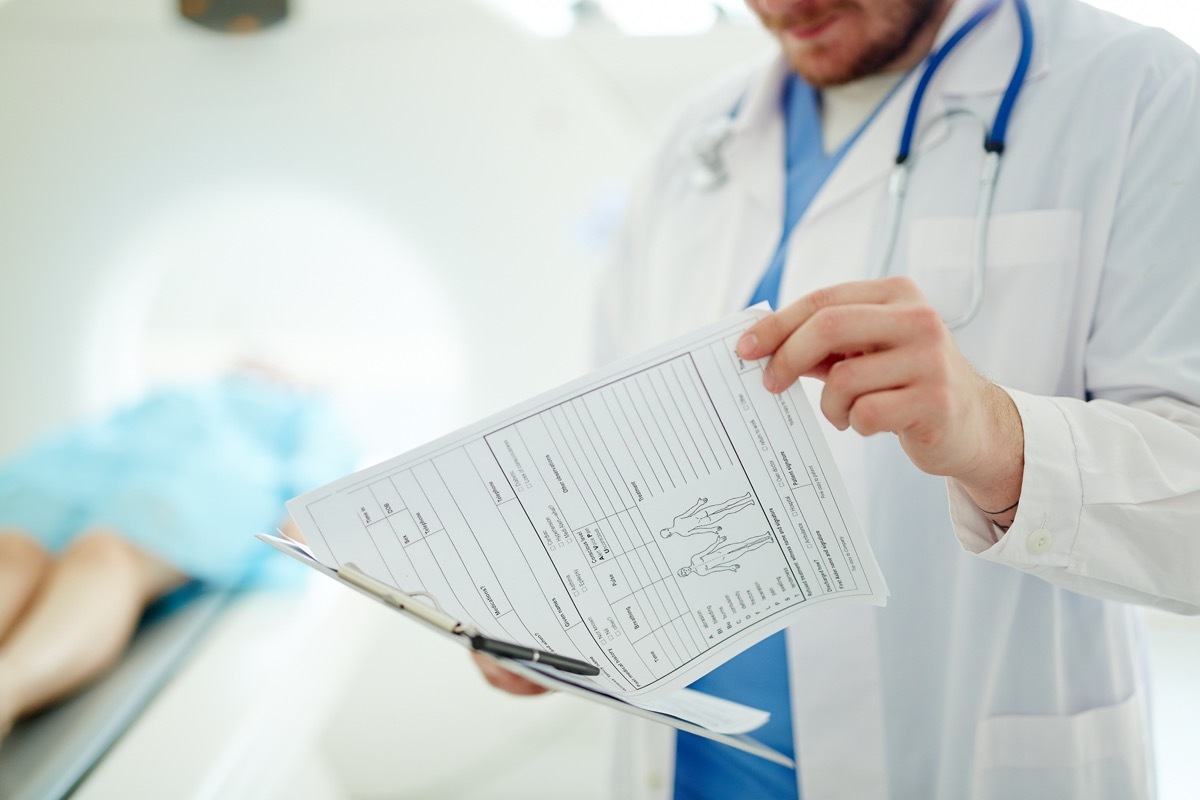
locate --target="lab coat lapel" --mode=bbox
[800,75,919,232]
[720,187,785,315]
[773,75,927,303]
[717,59,788,312]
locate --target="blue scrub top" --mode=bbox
[673,73,891,800]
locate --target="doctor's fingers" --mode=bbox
[738,276,926,361]
[843,386,932,438]
[760,302,942,392]
[471,652,550,696]
[819,349,933,431]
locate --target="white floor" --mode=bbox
[304,598,1200,799]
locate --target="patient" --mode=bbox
[0,372,354,740]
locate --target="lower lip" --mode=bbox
[787,16,837,40]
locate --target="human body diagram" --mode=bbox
[677,532,774,577]
[659,492,774,577]
[659,492,756,539]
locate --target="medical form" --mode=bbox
[288,307,888,702]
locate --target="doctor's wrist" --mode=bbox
[954,383,1025,531]
[979,498,1020,537]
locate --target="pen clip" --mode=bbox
[339,562,466,636]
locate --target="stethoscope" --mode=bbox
[691,0,1035,329]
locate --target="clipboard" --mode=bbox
[256,532,793,768]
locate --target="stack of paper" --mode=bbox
[265,307,888,765]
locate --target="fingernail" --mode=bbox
[762,369,777,392]
[737,333,757,357]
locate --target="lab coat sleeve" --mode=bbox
[948,41,1200,614]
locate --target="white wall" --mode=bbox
[0,0,770,460]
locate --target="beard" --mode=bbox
[762,0,947,87]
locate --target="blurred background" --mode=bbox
[0,0,1196,798]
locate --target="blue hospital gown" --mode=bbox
[0,375,356,588]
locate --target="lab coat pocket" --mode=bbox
[970,693,1150,800]
[905,209,1082,388]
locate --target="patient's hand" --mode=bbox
[470,652,550,696]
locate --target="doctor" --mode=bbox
[476,0,1200,797]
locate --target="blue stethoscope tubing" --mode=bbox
[877,0,1034,329]
[693,0,1036,329]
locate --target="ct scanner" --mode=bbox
[0,1,769,796]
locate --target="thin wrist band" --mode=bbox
[982,498,1020,516]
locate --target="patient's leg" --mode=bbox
[0,528,186,737]
[0,530,52,644]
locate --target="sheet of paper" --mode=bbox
[631,688,771,735]
[288,307,888,701]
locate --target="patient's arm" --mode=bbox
[0,528,186,739]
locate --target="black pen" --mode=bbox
[470,634,600,676]
[337,562,599,677]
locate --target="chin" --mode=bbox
[778,21,870,86]
[787,52,864,87]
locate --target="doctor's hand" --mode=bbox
[470,652,550,696]
[736,277,1024,524]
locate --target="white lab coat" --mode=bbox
[596,0,1200,798]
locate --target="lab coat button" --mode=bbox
[646,772,663,790]
[1027,528,1053,555]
